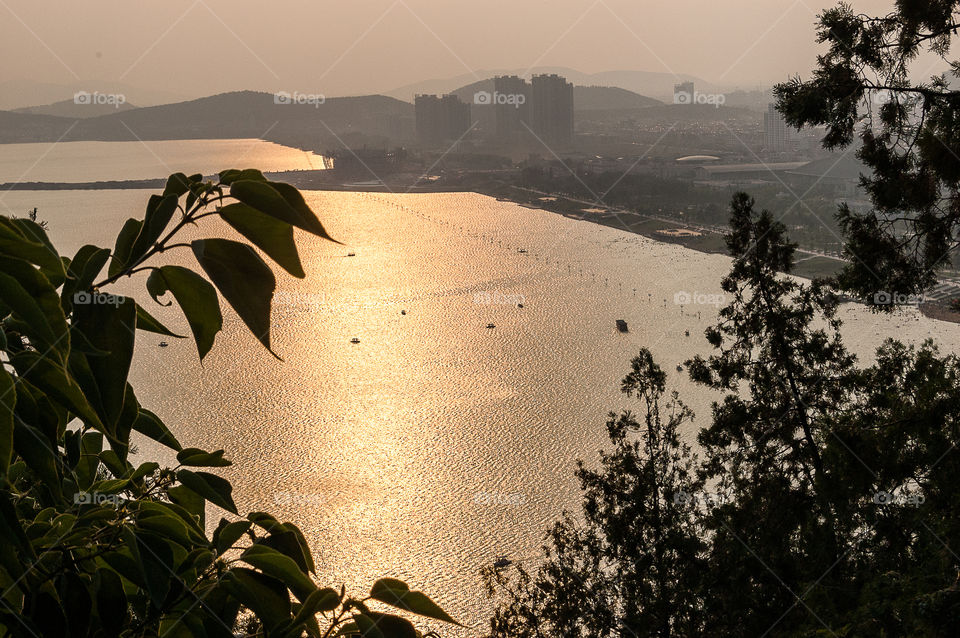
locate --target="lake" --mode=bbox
[2,140,957,636]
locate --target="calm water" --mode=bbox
[2,141,958,635]
[0,139,324,183]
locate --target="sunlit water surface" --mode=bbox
[2,141,958,636]
[0,139,324,183]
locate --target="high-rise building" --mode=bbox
[492,75,530,141]
[764,102,797,153]
[415,94,471,146]
[529,74,574,147]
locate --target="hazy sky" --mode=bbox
[2,0,899,97]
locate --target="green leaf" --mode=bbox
[147,265,222,360]
[76,432,103,489]
[73,297,136,429]
[221,568,291,632]
[108,218,143,278]
[130,461,160,481]
[176,448,232,467]
[240,544,316,601]
[136,510,202,547]
[0,367,14,477]
[129,194,179,264]
[191,238,277,357]
[11,351,104,432]
[135,302,184,338]
[219,169,267,185]
[134,532,174,609]
[176,470,238,514]
[219,202,305,278]
[230,180,338,241]
[132,408,182,451]
[213,519,251,554]
[369,578,460,625]
[0,255,70,357]
[352,614,385,638]
[268,181,340,242]
[364,612,418,638]
[0,217,65,287]
[167,484,207,528]
[93,568,127,638]
[62,245,111,305]
[163,172,192,197]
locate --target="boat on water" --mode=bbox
[616,319,629,333]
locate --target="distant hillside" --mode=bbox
[0,79,191,111]
[14,98,137,119]
[388,67,706,102]
[0,91,415,146]
[444,80,661,134]
[0,111,78,143]
[573,86,662,110]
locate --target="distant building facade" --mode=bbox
[492,75,531,141]
[490,74,573,147]
[529,74,574,147]
[415,94,471,146]
[763,102,798,153]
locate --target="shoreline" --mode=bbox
[7,173,958,325]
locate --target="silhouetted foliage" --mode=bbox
[775,1,960,305]
[486,193,960,636]
[0,171,456,637]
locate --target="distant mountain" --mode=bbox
[0,91,415,146]
[13,98,137,119]
[0,111,78,143]
[386,67,706,102]
[573,86,662,110]
[0,79,192,111]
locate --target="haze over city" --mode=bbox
[3,0,901,102]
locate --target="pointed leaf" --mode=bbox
[147,266,222,359]
[191,239,276,356]
[219,203,305,278]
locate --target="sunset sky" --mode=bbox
[1,0,901,98]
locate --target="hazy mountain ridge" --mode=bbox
[0,91,415,145]
[387,67,710,102]
[13,98,137,119]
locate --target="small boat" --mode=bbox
[158,341,169,348]
[493,556,512,569]
[615,320,629,333]
[486,323,496,329]
[350,338,361,344]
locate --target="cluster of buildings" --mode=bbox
[415,73,575,148]
[414,94,471,146]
